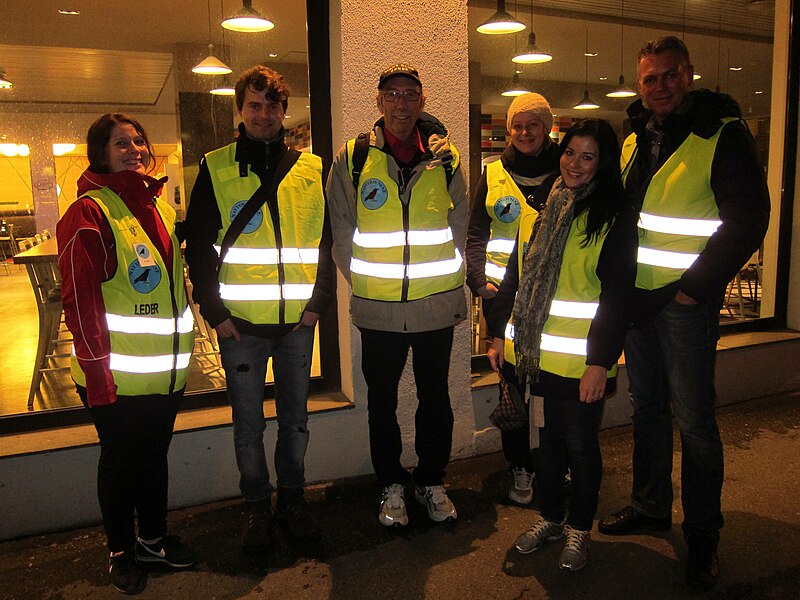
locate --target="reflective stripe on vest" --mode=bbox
[348,139,464,301]
[70,187,194,396]
[621,118,734,290]
[483,161,531,286]
[206,144,324,324]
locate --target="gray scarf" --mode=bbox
[512,176,597,382]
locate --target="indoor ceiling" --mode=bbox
[0,0,777,115]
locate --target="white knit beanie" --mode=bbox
[506,93,553,133]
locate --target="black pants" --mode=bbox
[81,388,183,552]
[534,372,608,531]
[359,326,454,487]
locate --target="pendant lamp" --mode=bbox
[501,73,530,97]
[193,0,232,75]
[0,71,12,90]
[574,31,599,110]
[477,0,526,35]
[222,0,274,33]
[513,1,551,64]
[606,0,636,98]
[211,76,236,96]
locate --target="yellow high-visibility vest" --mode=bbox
[347,140,464,301]
[621,118,735,290]
[70,186,194,395]
[206,144,325,324]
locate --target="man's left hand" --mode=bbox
[293,311,321,331]
[674,290,698,305]
[579,365,607,403]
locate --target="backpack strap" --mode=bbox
[218,148,301,266]
[350,132,371,191]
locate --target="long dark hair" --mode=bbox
[559,119,628,246]
[86,113,154,174]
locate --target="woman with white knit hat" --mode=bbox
[466,92,559,505]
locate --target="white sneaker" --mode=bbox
[414,485,458,522]
[514,517,565,554]
[378,484,408,527]
[508,467,535,505]
[559,526,590,572]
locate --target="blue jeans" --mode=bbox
[219,326,315,503]
[625,300,723,540]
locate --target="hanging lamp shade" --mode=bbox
[0,72,12,89]
[477,0,526,35]
[210,76,236,96]
[193,44,232,75]
[606,74,636,98]
[501,73,530,97]
[512,32,552,64]
[574,89,600,110]
[222,0,274,32]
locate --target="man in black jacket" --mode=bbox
[184,65,335,553]
[598,37,770,591]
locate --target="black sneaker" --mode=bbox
[242,500,274,553]
[686,536,720,591]
[135,535,199,569]
[109,550,147,595]
[275,498,322,539]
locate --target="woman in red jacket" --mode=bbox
[57,114,197,595]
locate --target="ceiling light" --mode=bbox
[501,73,530,97]
[754,90,763,94]
[729,66,742,71]
[0,72,12,90]
[222,0,274,33]
[210,76,236,96]
[194,1,232,75]
[269,53,278,58]
[599,76,608,81]
[693,73,702,80]
[58,9,80,15]
[574,31,599,110]
[606,0,637,99]
[477,0,526,35]
[193,45,233,75]
[512,2,551,63]
[584,52,598,57]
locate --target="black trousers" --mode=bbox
[81,388,183,552]
[534,372,609,531]
[359,326,455,487]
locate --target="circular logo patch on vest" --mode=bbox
[230,201,264,234]
[128,260,162,294]
[494,196,521,223]
[360,178,388,210]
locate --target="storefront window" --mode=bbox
[0,1,328,418]
[467,0,781,357]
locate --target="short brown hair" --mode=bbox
[638,36,691,67]
[234,65,290,112]
[86,113,154,174]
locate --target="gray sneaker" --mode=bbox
[514,517,565,554]
[508,467,534,505]
[379,484,409,527]
[414,485,457,522]
[559,526,590,572]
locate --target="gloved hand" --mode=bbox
[427,134,453,170]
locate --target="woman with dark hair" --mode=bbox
[487,118,638,572]
[57,113,197,595]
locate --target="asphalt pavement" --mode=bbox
[1,392,798,599]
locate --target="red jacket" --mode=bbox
[57,168,173,406]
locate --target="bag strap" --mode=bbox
[350,132,371,191]
[218,148,301,265]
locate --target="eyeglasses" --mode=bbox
[382,90,422,103]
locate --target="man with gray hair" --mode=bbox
[326,63,468,528]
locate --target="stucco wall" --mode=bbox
[329,0,477,466]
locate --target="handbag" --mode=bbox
[489,370,528,431]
